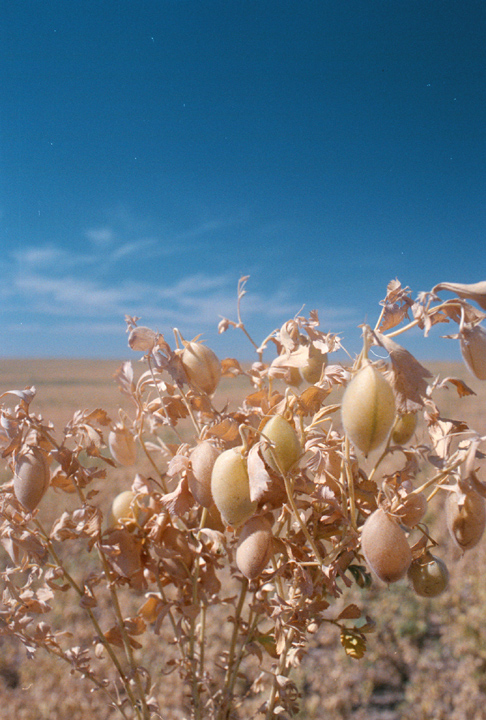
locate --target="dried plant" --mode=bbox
[1,276,486,719]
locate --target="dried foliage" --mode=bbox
[1,277,486,719]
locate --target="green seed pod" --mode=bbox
[341,364,396,455]
[211,447,257,527]
[408,553,449,597]
[361,508,412,583]
[261,415,301,474]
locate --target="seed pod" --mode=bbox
[109,425,137,466]
[188,440,220,508]
[181,341,221,395]
[128,326,157,352]
[460,324,486,380]
[112,490,135,523]
[13,446,50,512]
[211,447,257,527]
[446,488,486,551]
[408,553,449,597]
[341,364,396,455]
[300,344,327,384]
[391,412,418,445]
[261,415,301,474]
[361,508,412,583]
[236,516,273,579]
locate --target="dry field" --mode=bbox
[1,357,486,719]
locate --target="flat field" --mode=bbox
[1,357,486,720]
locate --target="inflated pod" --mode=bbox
[446,488,486,551]
[341,364,396,455]
[236,516,273,579]
[300,344,327,384]
[391,412,418,445]
[260,415,301,474]
[181,341,221,395]
[211,447,257,527]
[360,508,412,583]
[13,446,50,512]
[408,553,449,597]
[109,425,137,466]
[460,324,486,380]
[188,440,220,508]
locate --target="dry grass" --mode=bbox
[1,358,486,719]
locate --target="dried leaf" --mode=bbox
[337,603,362,621]
[159,476,194,516]
[432,280,486,311]
[374,331,432,412]
[340,630,366,659]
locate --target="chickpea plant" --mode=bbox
[1,276,486,719]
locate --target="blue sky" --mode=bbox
[1,1,485,361]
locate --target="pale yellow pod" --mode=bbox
[408,554,449,598]
[128,326,157,352]
[236,516,273,579]
[261,415,301,474]
[460,324,486,380]
[446,488,486,551]
[111,490,135,523]
[111,490,153,527]
[182,342,221,395]
[211,447,257,527]
[341,364,396,455]
[361,508,412,583]
[109,426,137,466]
[300,344,327,384]
[391,412,418,445]
[13,446,50,512]
[188,440,220,508]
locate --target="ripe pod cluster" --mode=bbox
[341,364,396,455]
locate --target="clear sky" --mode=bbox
[1,1,485,362]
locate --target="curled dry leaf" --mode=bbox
[373,331,432,413]
[108,424,137,466]
[432,280,486,311]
